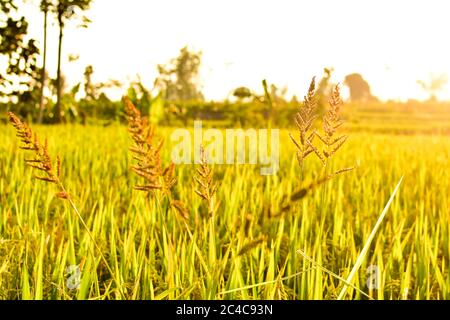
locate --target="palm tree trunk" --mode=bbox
[55,15,63,123]
[38,7,48,124]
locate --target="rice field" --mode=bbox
[0,104,449,300]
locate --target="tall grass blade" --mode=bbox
[337,176,404,300]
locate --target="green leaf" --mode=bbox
[149,93,164,125]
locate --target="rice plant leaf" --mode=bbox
[337,176,404,300]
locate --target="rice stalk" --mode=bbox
[7,112,124,298]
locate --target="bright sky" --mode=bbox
[19,0,450,101]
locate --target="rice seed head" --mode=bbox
[171,200,189,220]
[305,76,317,111]
[194,146,218,217]
[8,112,60,184]
[278,174,330,214]
[124,97,189,220]
[238,236,268,256]
[333,167,355,176]
[310,83,353,172]
[124,97,163,194]
[56,191,69,199]
[290,77,320,166]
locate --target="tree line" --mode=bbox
[1,0,211,123]
[1,0,92,123]
[2,0,418,126]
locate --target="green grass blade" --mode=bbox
[337,176,404,300]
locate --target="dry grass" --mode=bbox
[313,85,349,168]
[289,77,319,178]
[194,146,219,218]
[8,112,62,187]
[124,97,188,220]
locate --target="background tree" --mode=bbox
[155,46,203,101]
[344,73,375,102]
[417,73,448,101]
[83,65,97,100]
[232,86,253,100]
[269,83,288,107]
[315,67,335,115]
[317,68,333,98]
[78,66,121,122]
[0,0,41,117]
[53,0,92,122]
[127,76,152,115]
[37,0,50,123]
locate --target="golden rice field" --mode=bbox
[0,103,449,300]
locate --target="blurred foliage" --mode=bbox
[232,87,253,100]
[417,73,448,102]
[0,60,354,127]
[53,0,93,122]
[2,3,443,131]
[344,73,377,102]
[127,76,152,116]
[0,0,42,118]
[155,46,204,102]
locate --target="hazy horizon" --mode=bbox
[17,0,450,101]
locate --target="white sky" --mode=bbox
[18,0,450,101]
